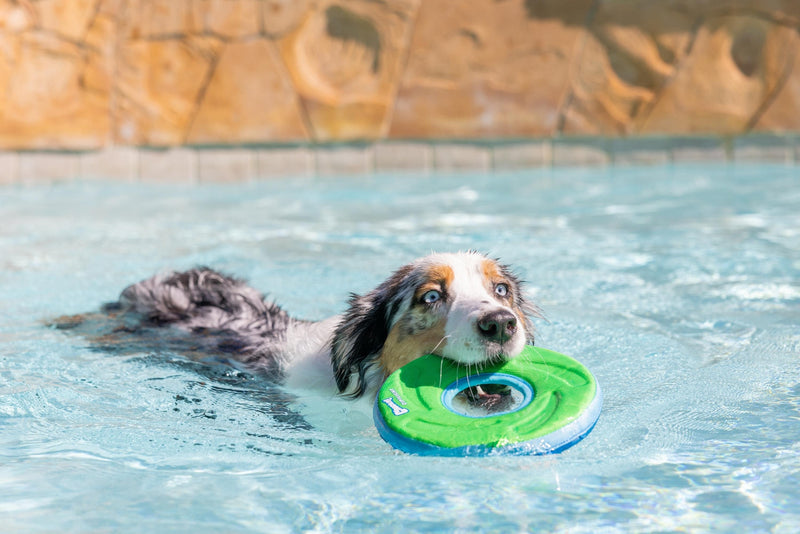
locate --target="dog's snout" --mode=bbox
[477,310,517,343]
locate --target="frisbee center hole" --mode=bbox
[451,382,525,417]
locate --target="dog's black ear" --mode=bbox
[330,265,413,397]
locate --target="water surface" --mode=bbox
[1,164,799,532]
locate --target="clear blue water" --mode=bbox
[1,164,799,532]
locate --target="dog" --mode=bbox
[54,251,540,400]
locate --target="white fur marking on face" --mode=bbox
[431,253,526,364]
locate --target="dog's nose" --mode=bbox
[477,310,517,343]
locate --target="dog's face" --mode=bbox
[379,253,531,371]
[331,252,539,397]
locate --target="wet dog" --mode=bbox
[54,251,540,399]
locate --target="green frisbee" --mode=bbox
[373,346,601,456]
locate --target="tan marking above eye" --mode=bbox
[481,259,513,301]
[427,264,454,287]
[413,263,454,302]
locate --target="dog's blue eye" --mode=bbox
[422,290,441,304]
[495,283,509,298]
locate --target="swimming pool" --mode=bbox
[1,163,798,532]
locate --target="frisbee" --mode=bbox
[373,346,601,456]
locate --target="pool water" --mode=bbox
[1,164,799,532]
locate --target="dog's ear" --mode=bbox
[330,265,413,397]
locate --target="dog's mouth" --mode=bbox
[441,338,521,368]
[454,383,515,414]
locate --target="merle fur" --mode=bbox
[54,256,540,398]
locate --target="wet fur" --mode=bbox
[52,252,540,398]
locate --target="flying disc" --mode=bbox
[373,346,601,456]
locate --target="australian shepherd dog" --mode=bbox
[55,251,540,402]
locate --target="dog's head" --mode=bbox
[331,251,540,397]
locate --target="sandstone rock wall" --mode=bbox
[1,0,799,150]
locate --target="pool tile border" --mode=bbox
[139,148,197,184]
[374,142,433,173]
[0,135,796,184]
[0,151,18,185]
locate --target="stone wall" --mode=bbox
[1,0,800,150]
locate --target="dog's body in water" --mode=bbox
[55,251,540,403]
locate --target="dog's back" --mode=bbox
[51,267,303,378]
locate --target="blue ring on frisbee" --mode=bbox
[373,346,602,456]
[440,373,534,418]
